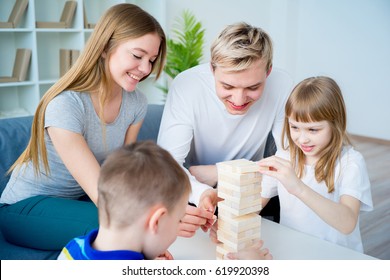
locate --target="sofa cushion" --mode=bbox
[0,116,33,195]
[137,104,164,142]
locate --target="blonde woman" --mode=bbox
[0,3,166,251]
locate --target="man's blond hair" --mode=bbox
[211,22,273,72]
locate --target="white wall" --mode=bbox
[165,0,390,140]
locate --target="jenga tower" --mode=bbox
[216,159,262,260]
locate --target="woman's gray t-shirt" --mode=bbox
[0,90,147,204]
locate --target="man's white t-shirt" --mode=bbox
[158,63,293,205]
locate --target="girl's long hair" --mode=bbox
[281,76,351,193]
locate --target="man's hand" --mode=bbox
[209,220,220,244]
[189,165,218,187]
[178,204,216,238]
[198,188,219,232]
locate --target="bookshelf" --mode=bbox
[0,0,166,119]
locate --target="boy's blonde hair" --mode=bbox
[282,76,351,193]
[11,4,166,176]
[97,141,191,228]
[210,22,273,73]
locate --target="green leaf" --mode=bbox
[158,10,205,94]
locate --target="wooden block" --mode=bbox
[12,48,31,81]
[218,170,261,186]
[36,21,67,28]
[218,180,261,192]
[218,188,261,203]
[218,234,258,251]
[60,1,77,28]
[8,0,29,28]
[60,49,71,77]
[216,251,224,260]
[222,195,262,210]
[218,227,260,241]
[217,159,259,174]
[218,187,261,202]
[216,243,234,259]
[218,216,261,233]
[217,159,250,171]
[218,201,262,216]
[218,213,261,227]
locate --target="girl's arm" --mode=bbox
[47,127,100,204]
[258,156,360,234]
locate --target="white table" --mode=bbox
[168,218,377,260]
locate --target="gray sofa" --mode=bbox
[0,104,278,259]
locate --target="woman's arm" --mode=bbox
[124,121,143,145]
[47,127,100,204]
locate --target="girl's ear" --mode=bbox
[147,206,167,234]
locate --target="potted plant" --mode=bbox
[159,10,205,94]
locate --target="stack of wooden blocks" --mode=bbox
[216,159,262,260]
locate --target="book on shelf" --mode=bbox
[83,4,96,29]
[60,49,71,77]
[0,22,14,28]
[36,22,67,28]
[60,0,77,28]
[0,77,19,83]
[71,49,80,63]
[36,1,77,29]
[0,48,31,83]
[0,0,29,28]
[60,49,80,77]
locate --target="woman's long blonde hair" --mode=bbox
[10,3,166,176]
[282,76,351,193]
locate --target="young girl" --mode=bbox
[0,4,166,251]
[259,76,373,252]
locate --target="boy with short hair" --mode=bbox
[58,141,191,260]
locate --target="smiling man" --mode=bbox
[157,22,293,237]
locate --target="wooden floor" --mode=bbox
[350,135,390,260]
